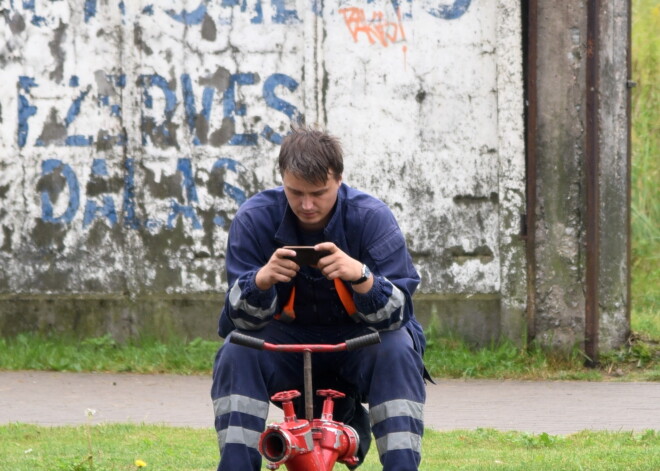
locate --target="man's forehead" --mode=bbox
[282,171,340,189]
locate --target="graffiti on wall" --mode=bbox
[337,0,472,64]
[18,72,300,149]
[5,0,472,28]
[37,157,250,231]
[5,0,303,27]
[9,0,474,146]
[339,6,407,48]
[3,0,473,234]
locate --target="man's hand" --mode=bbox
[314,242,374,293]
[255,248,300,291]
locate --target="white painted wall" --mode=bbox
[0,1,525,312]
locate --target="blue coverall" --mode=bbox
[212,183,427,471]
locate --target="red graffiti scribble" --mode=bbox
[339,7,407,48]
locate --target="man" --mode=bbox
[211,125,427,471]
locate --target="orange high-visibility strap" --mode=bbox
[333,279,357,316]
[275,279,357,322]
[274,286,297,323]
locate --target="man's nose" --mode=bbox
[301,195,314,209]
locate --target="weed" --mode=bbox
[515,432,563,448]
[81,335,117,350]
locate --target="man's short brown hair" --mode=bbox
[278,124,343,184]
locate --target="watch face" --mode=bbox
[351,264,371,285]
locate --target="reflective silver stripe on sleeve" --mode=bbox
[228,280,277,320]
[217,425,263,451]
[355,279,405,326]
[375,431,422,455]
[231,316,272,331]
[369,399,424,426]
[213,394,270,419]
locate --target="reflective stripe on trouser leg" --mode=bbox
[212,337,271,471]
[340,327,426,471]
[214,394,269,451]
[213,393,269,471]
[370,399,424,457]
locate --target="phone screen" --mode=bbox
[283,246,331,266]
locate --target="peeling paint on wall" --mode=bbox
[0,0,526,339]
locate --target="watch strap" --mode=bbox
[350,264,371,285]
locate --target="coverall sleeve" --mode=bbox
[219,214,279,333]
[351,205,420,332]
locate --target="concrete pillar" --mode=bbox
[596,0,631,352]
[529,0,630,354]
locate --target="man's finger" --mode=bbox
[276,248,298,260]
[274,263,298,275]
[314,242,337,253]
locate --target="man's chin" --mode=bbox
[298,216,324,231]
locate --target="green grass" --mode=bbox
[1,424,658,471]
[0,329,657,381]
[423,334,603,381]
[631,0,659,333]
[424,325,659,382]
[0,334,221,375]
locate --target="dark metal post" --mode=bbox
[303,350,313,420]
[585,0,601,366]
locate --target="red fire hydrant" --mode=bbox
[229,331,381,471]
[259,389,360,471]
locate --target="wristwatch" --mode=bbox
[350,264,372,285]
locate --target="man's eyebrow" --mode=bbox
[285,186,329,195]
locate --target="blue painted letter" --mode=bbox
[40,160,80,224]
[166,2,207,24]
[262,73,300,144]
[64,89,93,146]
[122,158,141,229]
[212,158,248,227]
[167,158,202,229]
[426,0,471,20]
[223,73,259,146]
[272,0,300,24]
[17,77,38,148]
[181,73,215,146]
[139,74,178,146]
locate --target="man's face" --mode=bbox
[282,171,341,232]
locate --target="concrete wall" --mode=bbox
[1,0,523,344]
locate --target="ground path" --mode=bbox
[1,371,658,434]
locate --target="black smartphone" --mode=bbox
[283,246,331,266]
